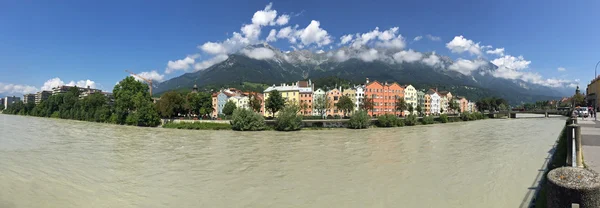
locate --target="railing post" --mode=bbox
[546,167,600,207]
[574,125,583,168]
[567,124,575,166]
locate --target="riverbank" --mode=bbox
[160,112,488,130]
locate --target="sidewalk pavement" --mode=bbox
[577,117,600,173]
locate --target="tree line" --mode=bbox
[3,77,161,127]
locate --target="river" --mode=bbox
[0,114,564,208]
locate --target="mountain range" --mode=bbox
[154,44,568,104]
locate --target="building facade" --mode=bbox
[35,91,52,104]
[228,96,249,109]
[403,85,417,115]
[4,96,21,109]
[427,89,441,115]
[312,88,326,116]
[326,88,344,117]
[417,91,425,115]
[424,93,431,115]
[354,85,365,111]
[23,94,36,104]
[364,79,404,117]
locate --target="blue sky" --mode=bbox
[1,0,599,95]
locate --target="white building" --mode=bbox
[427,89,441,115]
[228,96,250,109]
[4,96,21,109]
[354,85,365,111]
[403,85,418,115]
[468,101,476,113]
[312,88,326,116]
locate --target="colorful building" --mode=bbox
[355,85,365,111]
[427,89,441,115]
[424,93,431,115]
[342,88,357,113]
[298,81,314,116]
[417,91,425,115]
[326,88,344,117]
[364,78,404,117]
[403,84,417,115]
[456,96,469,113]
[312,88,326,116]
[228,96,249,109]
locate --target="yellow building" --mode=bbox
[403,85,418,115]
[342,88,357,104]
[263,82,311,116]
[587,79,600,110]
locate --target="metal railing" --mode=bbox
[567,113,584,168]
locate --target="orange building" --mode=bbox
[298,81,314,116]
[456,96,469,113]
[424,94,431,115]
[326,88,344,117]
[364,78,404,117]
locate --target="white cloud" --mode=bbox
[266,29,277,42]
[136,70,165,82]
[165,54,199,74]
[275,15,289,26]
[358,49,379,62]
[340,34,353,45]
[558,67,566,72]
[200,42,227,55]
[194,54,229,71]
[41,77,97,91]
[486,48,505,56]
[316,49,325,54]
[426,34,441,41]
[298,20,332,47]
[413,36,423,41]
[446,35,482,55]
[241,48,275,60]
[349,27,405,50]
[251,3,277,26]
[448,59,487,75]
[490,55,531,79]
[277,26,293,39]
[422,52,442,67]
[393,49,423,63]
[241,23,261,41]
[0,83,37,95]
[334,50,350,62]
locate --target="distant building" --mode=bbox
[263,82,307,116]
[427,89,441,115]
[228,96,249,109]
[417,91,425,115]
[35,91,52,104]
[403,85,417,115]
[342,87,356,115]
[312,88,326,116]
[4,96,21,109]
[354,85,365,111]
[79,86,103,99]
[52,85,101,97]
[364,78,404,117]
[326,87,344,117]
[456,96,469,113]
[298,80,314,116]
[424,93,431,115]
[23,93,36,104]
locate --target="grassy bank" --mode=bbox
[534,118,569,208]
[162,122,232,130]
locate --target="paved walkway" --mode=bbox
[577,117,600,173]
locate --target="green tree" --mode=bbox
[361,97,375,116]
[416,105,423,116]
[113,76,160,126]
[156,91,185,118]
[335,95,354,117]
[573,93,586,107]
[274,104,302,131]
[448,99,459,114]
[185,92,212,117]
[248,94,262,113]
[348,110,370,129]
[498,103,508,111]
[314,95,331,118]
[230,108,266,131]
[408,105,414,115]
[0,104,4,111]
[222,100,237,116]
[395,97,408,116]
[265,90,285,117]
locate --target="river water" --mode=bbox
[0,114,564,208]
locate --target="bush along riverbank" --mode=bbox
[162,122,232,130]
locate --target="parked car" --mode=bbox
[578,107,589,117]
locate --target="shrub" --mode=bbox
[405,114,418,126]
[230,108,266,131]
[473,112,485,120]
[439,114,449,123]
[348,110,370,129]
[377,114,400,127]
[460,112,471,121]
[163,122,231,130]
[421,116,435,125]
[275,105,303,131]
[334,115,341,119]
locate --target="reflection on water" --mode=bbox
[0,114,564,207]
